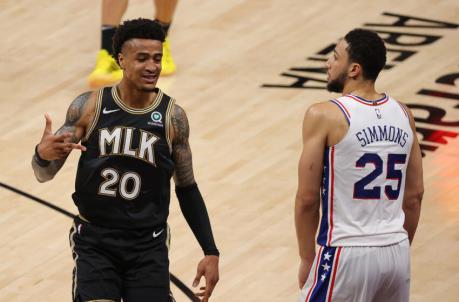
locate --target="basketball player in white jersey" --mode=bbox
[295,29,424,302]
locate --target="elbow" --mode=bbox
[33,170,54,183]
[32,159,54,183]
[295,192,320,212]
[403,186,424,210]
[36,176,52,183]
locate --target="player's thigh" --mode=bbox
[374,240,410,302]
[299,246,347,302]
[328,246,381,302]
[70,219,122,302]
[123,226,170,289]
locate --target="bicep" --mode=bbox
[402,104,424,191]
[405,113,424,195]
[172,140,195,186]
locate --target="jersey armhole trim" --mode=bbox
[82,89,103,142]
[165,98,176,154]
[330,99,350,125]
[396,101,409,118]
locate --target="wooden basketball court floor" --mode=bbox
[0,0,458,301]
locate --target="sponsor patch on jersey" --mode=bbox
[148,111,163,127]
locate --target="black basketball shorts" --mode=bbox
[69,216,172,302]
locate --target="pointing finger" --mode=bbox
[44,113,52,134]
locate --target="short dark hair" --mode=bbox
[113,18,165,64]
[344,29,386,81]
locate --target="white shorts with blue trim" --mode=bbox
[299,239,410,302]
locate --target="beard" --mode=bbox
[326,71,347,93]
[138,80,158,92]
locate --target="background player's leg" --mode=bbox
[102,0,128,27]
[88,0,128,88]
[154,0,177,24]
[154,0,178,76]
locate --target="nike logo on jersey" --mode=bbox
[153,228,164,238]
[103,107,120,114]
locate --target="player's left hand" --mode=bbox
[193,255,219,301]
[298,258,313,289]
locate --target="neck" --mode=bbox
[117,80,158,109]
[342,79,382,100]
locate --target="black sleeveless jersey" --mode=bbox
[72,86,175,229]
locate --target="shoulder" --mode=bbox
[388,94,413,120]
[171,103,189,128]
[66,91,98,127]
[396,100,411,116]
[302,100,348,145]
[395,100,416,129]
[172,103,186,117]
[69,91,98,113]
[72,91,97,107]
[303,101,341,124]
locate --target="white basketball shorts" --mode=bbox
[299,239,410,302]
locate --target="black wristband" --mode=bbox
[204,249,220,257]
[176,183,219,256]
[34,144,51,167]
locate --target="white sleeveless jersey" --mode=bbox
[317,93,413,247]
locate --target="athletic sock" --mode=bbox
[101,25,117,56]
[154,19,170,36]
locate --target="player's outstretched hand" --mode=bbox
[37,113,86,160]
[193,255,219,301]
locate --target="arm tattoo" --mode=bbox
[171,104,196,186]
[56,91,90,140]
[32,92,91,182]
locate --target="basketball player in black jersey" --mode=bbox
[31,18,219,302]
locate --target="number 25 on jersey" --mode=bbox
[353,153,407,200]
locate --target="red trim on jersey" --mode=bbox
[305,246,324,302]
[397,102,409,117]
[327,247,342,302]
[327,147,335,246]
[333,99,351,118]
[347,94,389,106]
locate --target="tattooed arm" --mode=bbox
[171,104,219,302]
[32,91,96,182]
[171,104,195,186]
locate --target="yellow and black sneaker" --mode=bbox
[161,37,176,76]
[87,49,123,89]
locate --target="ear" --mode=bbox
[118,53,125,70]
[348,63,361,79]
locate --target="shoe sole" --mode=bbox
[88,75,122,89]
